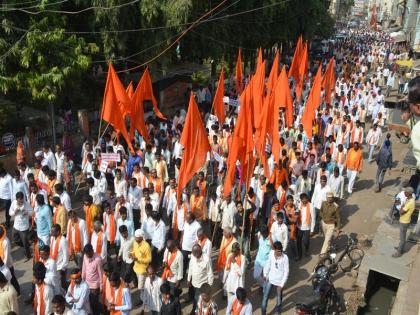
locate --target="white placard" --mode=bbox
[101,153,121,162]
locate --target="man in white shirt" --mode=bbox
[311,175,331,233]
[115,207,135,246]
[221,195,237,232]
[0,168,13,227]
[151,211,166,267]
[115,195,133,222]
[296,194,316,260]
[54,183,72,211]
[50,224,69,289]
[261,242,289,315]
[117,225,135,287]
[226,287,253,315]
[141,204,155,242]
[181,212,201,275]
[9,191,32,259]
[90,221,107,262]
[161,240,183,297]
[366,123,382,162]
[328,167,344,199]
[11,170,29,201]
[39,244,61,295]
[43,144,57,172]
[188,244,214,313]
[52,294,76,315]
[114,169,127,199]
[128,177,142,230]
[270,213,288,252]
[107,271,132,315]
[65,269,91,315]
[55,144,65,184]
[295,170,312,201]
[33,262,54,315]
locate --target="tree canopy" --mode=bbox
[0,0,334,107]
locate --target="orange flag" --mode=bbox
[301,66,322,139]
[235,48,243,94]
[139,68,167,120]
[126,82,134,99]
[101,64,134,153]
[288,35,303,79]
[267,50,279,94]
[272,66,293,163]
[177,93,211,201]
[224,84,254,197]
[321,57,335,105]
[130,75,150,143]
[212,69,225,123]
[295,42,308,100]
[251,60,266,129]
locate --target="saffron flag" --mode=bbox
[126,82,134,99]
[267,50,279,95]
[322,57,335,105]
[139,68,167,120]
[301,66,323,139]
[130,75,150,143]
[212,69,225,123]
[235,48,243,94]
[288,35,303,79]
[177,93,211,201]
[295,42,308,100]
[251,60,266,129]
[101,63,134,153]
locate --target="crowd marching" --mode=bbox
[0,27,418,315]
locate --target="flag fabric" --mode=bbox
[101,63,134,153]
[301,66,323,139]
[295,42,308,100]
[272,66,293,163]
[257,48,263,70]
[126,82,134,99]
[288,35,303,79]
[267,50,279,95]
[212,69,225,123]
[251,60,266,129]
[130,75,150,143]
[224,83,253,197]
[322,57,335,105]
[235,48,243,94]
[140,68,167,120]
[177,93,211,201]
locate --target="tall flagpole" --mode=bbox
[240,152,252,253]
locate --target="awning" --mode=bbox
[390,31,406,43]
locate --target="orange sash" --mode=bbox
[161,250,177,281]
[67,220,82,255]
[190,195,203,213]
[95,232,103,256]
[84,205,93,237]
[225,253,241,271]
[53,205,64,225]
[196,180,207,197]
[102,274,111,305]
[104,213,116,244]
[198,236,208,250]
[110,285,124,315]
[298,203,311,227]
[50,235,61,261]
[0,225,6,260]
[232,299,244,315]
[216,236,234,271]
[34,283,45,315]
[34,240,40,263]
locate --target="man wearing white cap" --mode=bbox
[129,229,151,303]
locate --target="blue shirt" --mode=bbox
[255,234,271,267]
[36,205,52,237]
[127,155,142,178]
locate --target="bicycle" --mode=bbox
[315,232,365,275]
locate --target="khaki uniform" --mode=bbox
[320,201,340,254]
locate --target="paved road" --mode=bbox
[5,133,413,315]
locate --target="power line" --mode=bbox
[2,0,290,35]
[1,0,68,11]
[0,31,27,61]
[0,0,140,15]
[115,0,231,73]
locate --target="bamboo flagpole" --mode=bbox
[240,152,252,253]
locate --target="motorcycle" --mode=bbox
[295,263,344,315]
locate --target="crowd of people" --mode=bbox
[0,27,419,315]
